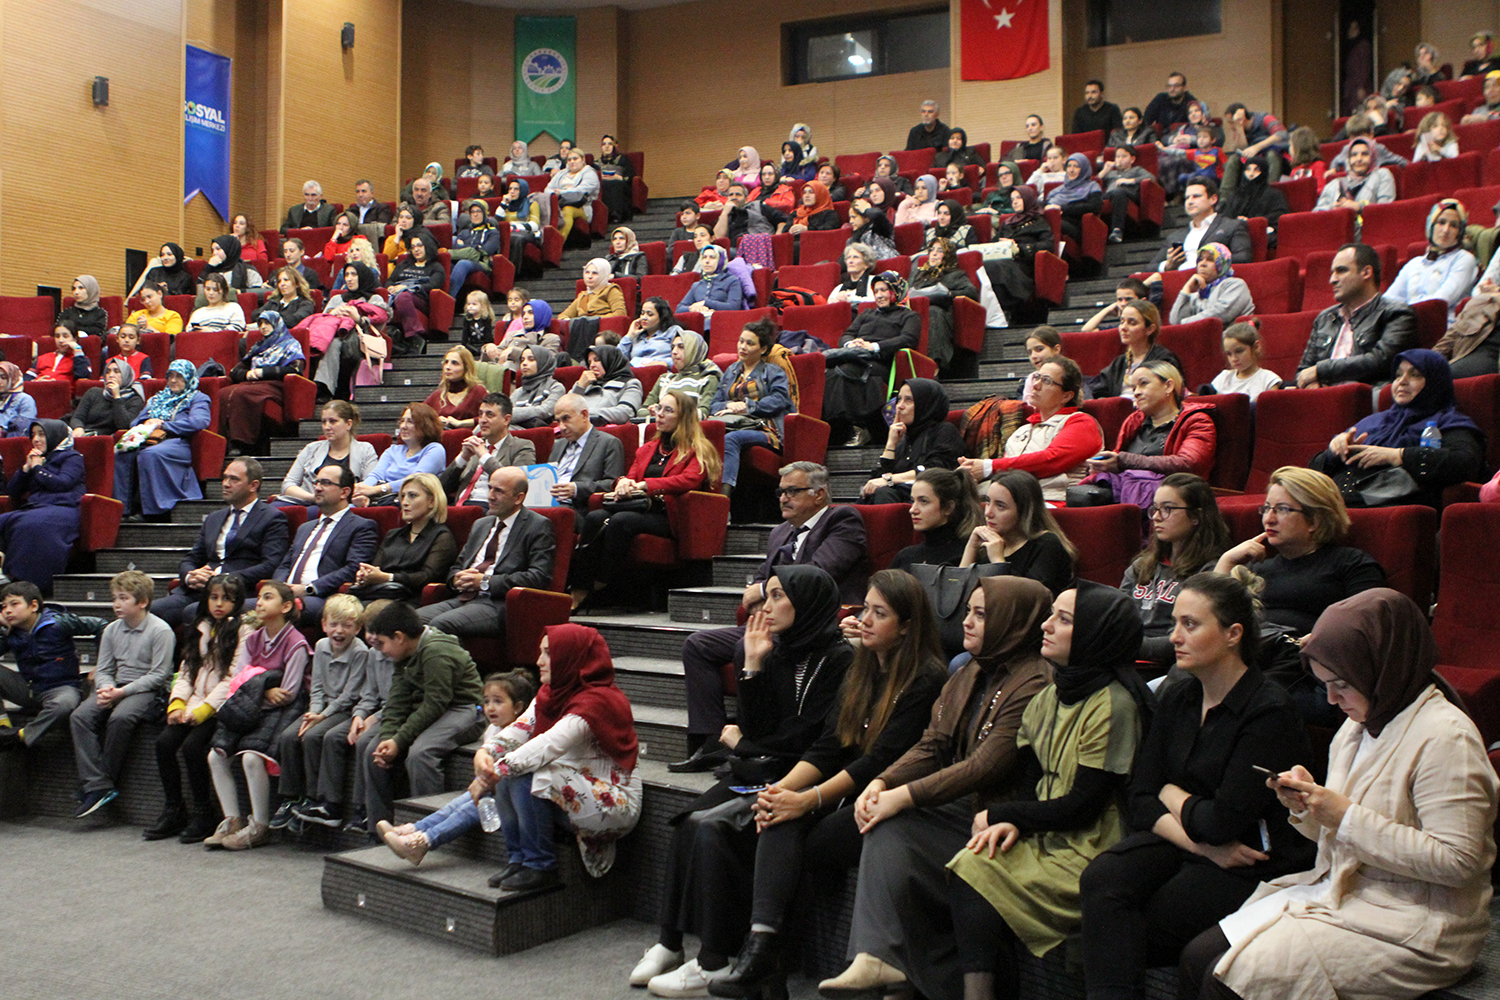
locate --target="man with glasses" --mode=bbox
[272,464,378,620]
[668,462,867,772]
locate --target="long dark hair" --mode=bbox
[183,574,246,685]
[835,570,944,751]
[1130,473,1230,584]
[989,469,1078,563]
[916,468,982,537]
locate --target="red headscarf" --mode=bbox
[794,180,834,225]
[532,623,639,769]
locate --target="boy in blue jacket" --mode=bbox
[0,581,106,749]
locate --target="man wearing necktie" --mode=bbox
[669,462,869,772]
[154,457,290,627]
[271,465,379,621]
[546,394,624,510]
[439,393,537,507]
[420,466,556,638]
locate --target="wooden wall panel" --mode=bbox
[1421,0,1500,80]
[0,0,186,296]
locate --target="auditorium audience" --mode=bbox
[278,401,378,503]
[187,273,246,333]
[448,199,502,299]
[1314,137,1396,213]
[218,313,306,455]
[126,284,184,336]
[824,274,919,447]
[1211,322,1285,399]
[68,358,144,438]
[1084,362,1218,499]
[710,318,793,500]
[1154,178,1251,271]
[252,266,315,328]
[907,238,978,371]
[284,180,337,231]
[424,346,487,430]
[134,242,196,297]
[984,186,1056,317]
[828,244,881,305]
[0,419,84,591]
[546,149,600,242]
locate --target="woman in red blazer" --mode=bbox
[569,388,723,610]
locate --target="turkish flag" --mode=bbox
[961,0,1049,81]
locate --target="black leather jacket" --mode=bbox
[1301,294,1417,385]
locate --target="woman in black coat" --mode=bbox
[908,238,980,373]
[822,273,921,447]
[861,377,966,504]
[985,187,1055,314]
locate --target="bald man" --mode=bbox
[547,393,624,510]
[418,467,556,638]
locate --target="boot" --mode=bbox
[142,802,189,841]
[709,931,785,999]
[818,953,907,998]
[180,806,220,844]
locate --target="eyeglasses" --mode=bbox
[775,486,816,498]
[1032,373,1059,388]
[1146,503,1191,519]
[313,478,341,488]
[1258,503,1307,518]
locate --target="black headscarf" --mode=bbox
[892,377,953,470]
[161,243,187,277]
[769,565,843,661]
[32,418,73,457]
[1225,156,1273,219]
[931,199,969,239]
[587,344,633,387]
[521,345,558,389]
[1054,583,1155,724]
[204,235,242,274]
[341,262,380,302]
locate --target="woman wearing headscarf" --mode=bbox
[399,161,450,203]
[498,177,543,274]
[57,276,107,340]
[819,577,1053,1000]
[728,146,762,187]
[849,180,898,260]
[572,344,644,425]
[750,162,796,214]
[559,258,627,323]
[502,139,540,175]
[925,198,974,250]
[908,236,981,371]
[1221,156,1291,245]
[134,242,196,298]
[606,226,649,277]
[984,185,1055,315]
[933,127,985,170]
[311,261,390,400]
[218,312,307,455]
[790,123,819,168]
[637,330,722,419]
[944,583,1152,1000]
[388,230,445,356]
[873,155,915,197]
[860,377,965,503]
[984,161,1024,214]
[823,272,920,448]
[495,298,559,374]
[68,358,144,438]
[510,345,565,428]
[895,174,941,227]
[675,246,744,329]
[1046,153,1104,242]
[1386,199,1478,322]
[0,419,84,590]
[1170,242,1257,325]
[645,566,853,997]
[1312,350,1485,509]
[697,169,737,210]
[775,141,814,183]
[199,235,254,297]
[788,181,840,233]
[1184,590,1497,1000]
[0,363,37,436]
[114,359,212,519]
[1189,590,1498,1000]
[1313,137,1397,214]
[448,199,502,299]
[466,623,641,889]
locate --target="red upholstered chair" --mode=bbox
[835,152,881,177]
[1233,258,1304,315]
[966,213,993,243]
[1454,185,1500,227]
[1080,396,1135,449]
[1235,384,1374,496]
[444,505,484,548]
[1401,152,1483,198]
[512,425,558,459]
[707,308,776,358]
[776,263,840,298]
[0,296,59,339]
[191,430,228,486]
[1060,329,1125,381]
[781,302,852,346]
[888,149,935,172]
[104,330,171,381]
[643,272,699,311]
[1245,217,1268,263]
[1274,209,1355,263]
[175,330,241,370]
[797,226,853,265]
[751,268,774,310]
[6,487,131,557]
[1411,298,1449,350]
[72,435,116,496]
[23,380,70,419]
[1340,505,1438,608]
[349,505,399,543]
[1156,317,1225,390]
[439,428,467,464]
[1054,130,1105,156]
[1360,196,1442,250]
[1052,504,1143,584]
[288,226,335,257]
[893,223,925,256]
[1456,119,1500,155]
[859,503,917,571]
[674,312,706,335]
[1189,393,1253,491]
[1243,312,1313,384]
[641,241,668,276]
[1433,504,1500,745]
[1272,177,1318,215]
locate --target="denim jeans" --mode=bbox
[495,771,559,870]
[413,790,483,850]
[722,428,775,487]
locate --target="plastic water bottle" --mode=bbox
[476,794,502,833]
[1420,420,1442,449]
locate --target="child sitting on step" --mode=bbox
[377,670,537,864]
[339,598,395,835]
[274,594,375,832]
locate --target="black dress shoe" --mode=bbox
[500,866,560,892]
[143,804,189,841]
[179,809,219,844]
[710,931,785,999]
[667,741,727,774]
[488,861,524,888]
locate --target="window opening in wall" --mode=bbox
[1086,0,1222,47]
[787,8,949,84]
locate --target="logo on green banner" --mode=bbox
[516,17,576,144]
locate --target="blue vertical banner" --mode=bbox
[184,45,232,218]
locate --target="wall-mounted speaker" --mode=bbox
[92,76,109,107]
[341,23,354,50]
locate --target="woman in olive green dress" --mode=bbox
[943,581,1154,1000]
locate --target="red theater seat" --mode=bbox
[1052,504,1142,584]
[1238,384,1374,495]
[1434,504,1500,746]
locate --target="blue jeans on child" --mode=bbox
[413,790,484,850]
[495,771,560,870]
[722,428,776,488]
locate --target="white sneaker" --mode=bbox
[630,943,684,987]
[647,959,729,998]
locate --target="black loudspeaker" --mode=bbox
[92,76,109,107]
[341,22,354,49]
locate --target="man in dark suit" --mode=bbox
[439,393,537,506]
[350,179,394,226]
[1152,177,1252,272]
[420,466,557,638]
[669,462,868,772]
[282,180,337,233]
[272,464,379,620]
[546,393,624,510]
[154,457,290,626]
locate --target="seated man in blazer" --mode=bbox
[1151,177,1252,272]
[439,393,537,507]
[546,393,624,510]
[155,457,290,627]
[420,466,556,638]
[271,464,379,621]
[671,461,869,772]
[283,180,338,233]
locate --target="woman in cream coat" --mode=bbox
[1179,588,1498,1000]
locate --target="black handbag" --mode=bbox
[1066,484,1114,507]
[907,562,1009,657]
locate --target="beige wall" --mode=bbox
[1420,0,1500,77]
[400,0,514,181]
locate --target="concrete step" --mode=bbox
[52,572,176,603]
[612,655,700,713]
[667,585,742,626]
[95,548,188,575]
[711,554,762,589]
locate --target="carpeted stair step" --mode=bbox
[666,586,743,626]
[115,522,203,547]
[95,548,191,575]
[572,610,719,660]
[723,523,775,555]
[711,554,763,589]
[52,572,176,603]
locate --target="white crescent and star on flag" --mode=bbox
[978,0,1017,30]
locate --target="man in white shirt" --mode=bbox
[440,394,538,507]
[1153,178,1251,271]
[420,467,556,638]
[547,394,624,510]
[272,465,378,620]
[350,178,393,229]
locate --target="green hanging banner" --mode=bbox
[515,16,576,144]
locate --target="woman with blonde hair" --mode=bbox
[351,472,458,602]
[424,346,487,429]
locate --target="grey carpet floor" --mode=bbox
[1,814,825,1000]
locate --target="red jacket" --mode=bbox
[1112,399,1217,480]
[627,437,711,495]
